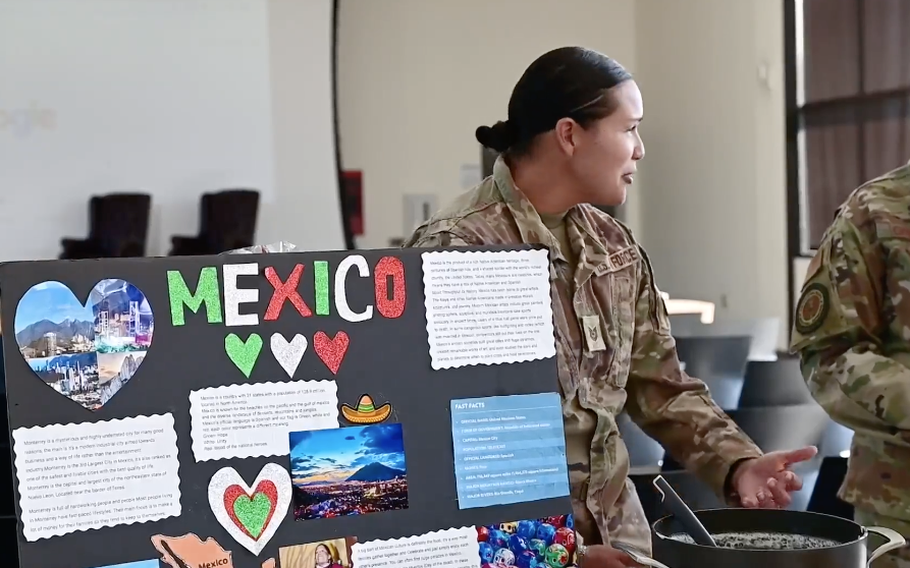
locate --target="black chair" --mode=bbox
[819,420,854,457]
[630,473,663,523]
[738,359,815,407]
[60,196,103,258]
[631,470,724,524]
[807,456,853,519]
[60,193,152,258]
[661,471,725,512]
[661,405,828,469]
[670,404,829,510]
[728,404,830,452]
[675,335,753,379]
[667,314,706,333]
[671,318,781,362]
[675,335,752,410]
[618,413,665,469]
[170,189,260,255]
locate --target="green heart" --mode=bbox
[224,333,263,378]
[232,492,271,539]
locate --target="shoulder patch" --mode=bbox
[795,282,830,335]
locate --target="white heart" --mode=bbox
[270,333,308,378]
[207,463,291,556]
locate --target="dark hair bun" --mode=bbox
[475,121,516,153]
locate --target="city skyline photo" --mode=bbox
[14,279,154,410]
[290,424,409,520]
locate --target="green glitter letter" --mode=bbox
[167,267,224,326]
[314,261,330,315]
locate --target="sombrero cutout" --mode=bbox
[341,394,392,424]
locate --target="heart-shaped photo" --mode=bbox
[14,279,154,411]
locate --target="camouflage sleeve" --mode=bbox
[401,222,481,248]
[624,246,763,498]
[403,231,471,248]
[790,211,910,444]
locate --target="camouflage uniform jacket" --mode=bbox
[404,157,763,551]
[791,162,910,522]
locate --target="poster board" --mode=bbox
[1,246,577,568]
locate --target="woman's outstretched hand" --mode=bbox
[733,446,819,508]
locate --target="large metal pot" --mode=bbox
[618,508,906,568]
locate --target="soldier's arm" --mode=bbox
[623,247,762,497]
[791,213,910,444]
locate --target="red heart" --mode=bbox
[313,331,349,375]
[222,481,278,540]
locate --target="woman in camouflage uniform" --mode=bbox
[405,47,816,567]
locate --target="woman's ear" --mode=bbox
[553,118,579,156]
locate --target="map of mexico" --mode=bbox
[151,533,275,568]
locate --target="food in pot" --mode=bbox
[669,531,841,550]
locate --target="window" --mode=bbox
[786,0,910,255]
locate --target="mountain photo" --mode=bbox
[346,462,406,483]
[289,423,409,520]
[16,318,94,347]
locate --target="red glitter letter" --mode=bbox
[374,256,406,319]
[264,264,312,320]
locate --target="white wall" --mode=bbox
[263,0,345,252]
[336,0,639,249]
[0,0,345,259]
[633,0,790,348]
[337,0,792,349]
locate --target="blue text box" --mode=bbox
[450,392,569,509]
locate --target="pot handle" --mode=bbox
[866,526,906,567]
[612,542,674,568]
